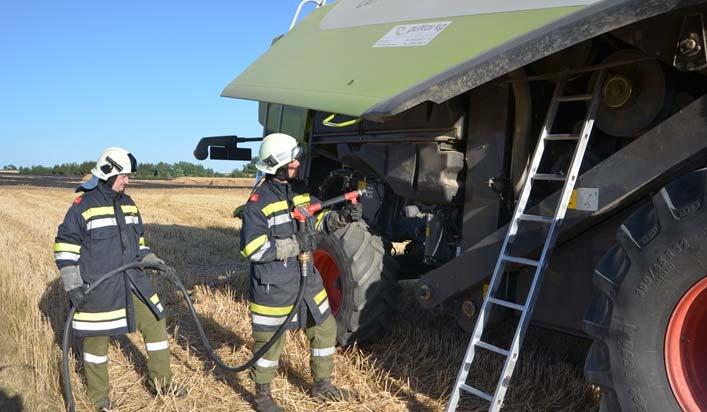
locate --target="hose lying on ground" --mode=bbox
[62,260,307,412]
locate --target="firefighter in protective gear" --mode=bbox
[241,133,360,412]
[53,147,181,411]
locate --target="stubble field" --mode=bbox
[0,175,598,411]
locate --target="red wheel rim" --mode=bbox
[665,276,707,411]
[313,249,342,315]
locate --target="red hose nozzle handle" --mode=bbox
[292,189,365,222]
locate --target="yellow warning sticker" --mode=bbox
[568,188,599,211]
[568,191,578,209]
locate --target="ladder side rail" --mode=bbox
[506,72,568,240]
[551,69,606,224]
[468,68,568,354]
[488,69,607,411]
[483,70,569,337]
[537,68,606,278]
[445,73,569,412]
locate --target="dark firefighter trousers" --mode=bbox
[251,312,337,384]
[82,293,172,404]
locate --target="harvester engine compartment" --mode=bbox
[314,166,462,277]
[310,101,466,206]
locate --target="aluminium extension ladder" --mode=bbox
[446,68,607,412]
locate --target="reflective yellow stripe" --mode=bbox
[121,205,139,215]
[139,237,146,246]
[54,242,81,253]
[293,194,311,206]
[73,308,126,321]
[250,302,294,316]
[150,294,160,304]
[314,289,328,305]
[315,211,329,231]
[82,206,114,220]
[241,234,268,257]
[262,201,289,217]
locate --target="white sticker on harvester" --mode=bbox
[373,21,451,48]
[568,188,599,211]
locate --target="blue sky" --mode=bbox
[1,1,317,172]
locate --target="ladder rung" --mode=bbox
[489,297,525,311]
[460,384,493,402]
[544,133,579,141]
[532,173,566,181]
[518,213,553,223]
[503,255,540,266]
[476,340,511,357]
[557,93,593,102]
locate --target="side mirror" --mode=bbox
[193,136,262,161]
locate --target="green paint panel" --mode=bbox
[222,5,585,117]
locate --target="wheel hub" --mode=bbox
[313,249,342,315]
[665,276,707,411]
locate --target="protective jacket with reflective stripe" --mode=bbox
[54,181,164,337]
[240,178,333,332]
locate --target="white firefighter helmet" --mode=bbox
[91,147,137,180]
[255,133,301,174]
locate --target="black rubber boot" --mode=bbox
[311,379,355,401]
[255,383,283,412]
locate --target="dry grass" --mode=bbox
[0,175,599,411]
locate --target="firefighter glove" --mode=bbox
[295,231,317,252]
[275,237,300,260]
[141,252,165,267]
[341,202,363,222]
[161,265,180,284]
[59,265,83,292]
[68,285,89,310]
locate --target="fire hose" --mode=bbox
[61,189,363,411]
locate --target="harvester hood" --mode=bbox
[222,0,697,121]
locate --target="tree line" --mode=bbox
[1,160,258,179]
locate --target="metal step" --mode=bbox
[502,255,539,266]
[488,297,525,311]
[517,214,553,223]
[544,133,579,141]
[460,384,493,402]
[532,173,566,181]
[476,340,510,357]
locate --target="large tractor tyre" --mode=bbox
[313,221,400,345]
[583,170,707,411]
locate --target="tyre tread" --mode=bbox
[583,170,707,411]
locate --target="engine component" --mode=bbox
[317,170,385,227]
[594,49,672,137]
[339,142,465,204]
[673,13,707,71]
[420,207,460,267]
[423,213,445,265]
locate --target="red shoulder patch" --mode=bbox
[248,193,260,202]
[72,196,83,205]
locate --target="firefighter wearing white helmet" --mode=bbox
[54,147,184,410]
[92,146,137,179]
[255,132,302,176]
[241,133,360,411]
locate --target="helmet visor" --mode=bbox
[261,145,301,170]
[128,153,137,173]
